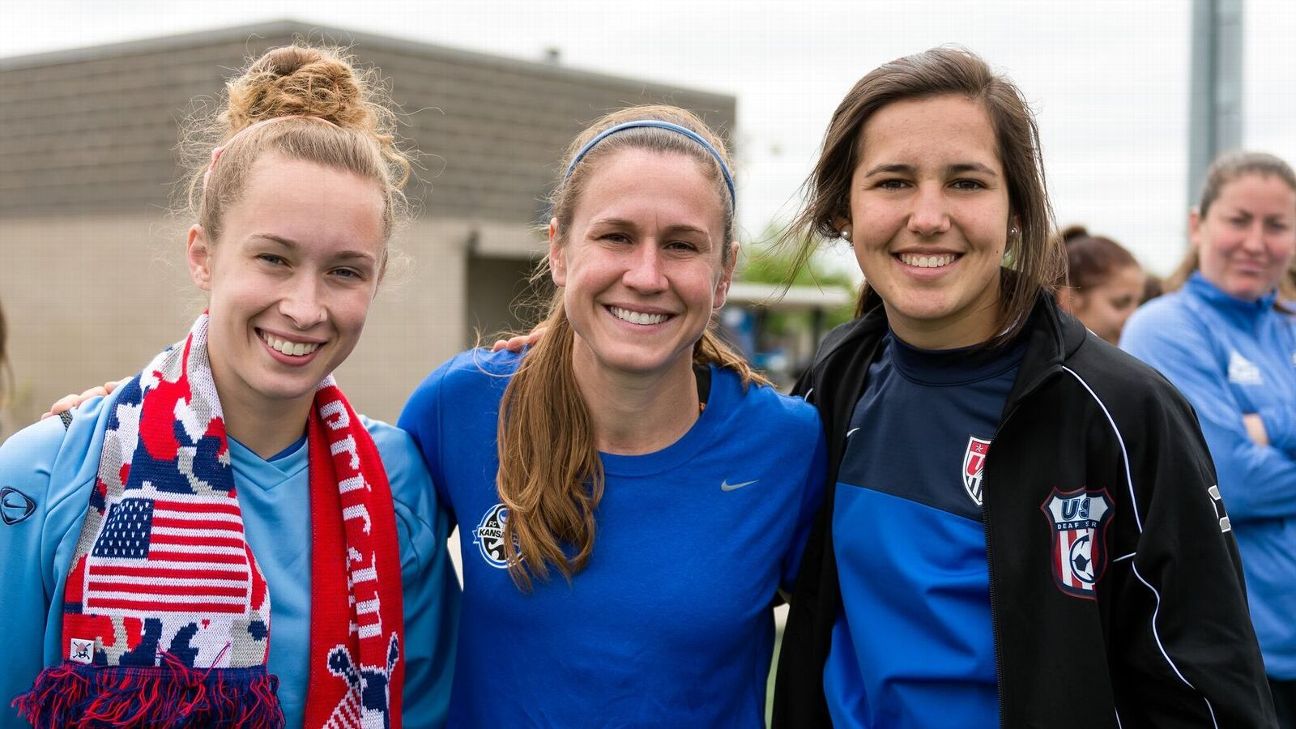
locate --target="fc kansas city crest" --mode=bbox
[474,504,512,569]
[1041,488,1115,599]
[962,437,991,506]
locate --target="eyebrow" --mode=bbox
[861,162,999,177]
[589,217,712,237]
[250,234,377,262]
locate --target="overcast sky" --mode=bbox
[4,0,1293,276]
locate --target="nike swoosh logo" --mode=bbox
[721,479,758,492]
[847,427,860,438]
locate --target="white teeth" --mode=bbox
[609,306,669,325]
[261,333,321,357]
[899,253,956,268]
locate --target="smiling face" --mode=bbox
[188,153,386,420]
[1068,264,1145,344]
[1191,172,1296,301]
[550,148,734,382]
[843,94,1012,349]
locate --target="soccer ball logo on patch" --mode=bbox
[474,503,512,569]
[962,436,991,506]
[1041,488,1114,599]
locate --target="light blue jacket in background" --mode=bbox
[1122,271,1296,679]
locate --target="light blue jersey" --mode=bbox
[399,349,826,729]
[0,391,459,728]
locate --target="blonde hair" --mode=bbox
[181,45,411,248]
[496,105,765,589]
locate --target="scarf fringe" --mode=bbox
[12,653,285,728]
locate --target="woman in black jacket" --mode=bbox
[772,47,1273,729]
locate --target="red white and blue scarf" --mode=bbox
[14,313,405,728]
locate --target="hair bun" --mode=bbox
[1061,225,1089,243]
[223,46,372,136]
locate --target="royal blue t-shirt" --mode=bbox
[399,349,826,728]
[824,332,1024,728]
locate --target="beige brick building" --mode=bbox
[0,21,735,437]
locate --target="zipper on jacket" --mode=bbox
[983,374,1054,729]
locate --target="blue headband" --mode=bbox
[563,120,737,207]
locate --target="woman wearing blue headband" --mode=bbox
[398,104,826,727]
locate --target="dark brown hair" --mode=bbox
[783,46,1063,342]
[1165,151,1296,293]
[495,105,765,589]
[1061,225,1140,292]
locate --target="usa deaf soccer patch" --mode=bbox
[1041,488,1114,599]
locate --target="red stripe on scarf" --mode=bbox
[303,386,405,729]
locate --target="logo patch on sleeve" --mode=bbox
[1,486,37,525]
[1041,488,1114,599]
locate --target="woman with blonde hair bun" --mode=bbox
[0,46,456,729]
[399,104,826,727]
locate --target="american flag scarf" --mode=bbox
[14,313,405,728]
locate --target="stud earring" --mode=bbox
[1009,226,1019,236]
[841,228,852,241]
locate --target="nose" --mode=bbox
[907,184,951,237]
[1239,221,1267,254]
[279,274,327,329]
[622,243,668,293]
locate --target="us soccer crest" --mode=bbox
[1041,488,1114,599]
[962,437,991,506]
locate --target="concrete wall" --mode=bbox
[0,214,476,438]
[0,21,735,440]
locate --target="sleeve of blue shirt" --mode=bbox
[1258,400,1296,455]
[780,413,828,590]
[398,358,457,526]
[366,420,461,729]
[1122,303,1296,520]
[0,399,111,728]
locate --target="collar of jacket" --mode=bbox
[1184,270,1281,319]
[812,280,1088,414]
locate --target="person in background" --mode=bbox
[773,47,1273,728]
[1141,271,1165,305]
[399,105,826,728]
[1055,225,1146,343]
[0,45,456,729]
[1122,150,1296,728]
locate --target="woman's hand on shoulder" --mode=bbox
[489,327,547,353]
[41,379,126,420]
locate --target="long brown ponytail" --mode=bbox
[495,105,765,589]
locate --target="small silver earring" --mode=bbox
[1009,226,1019,236]
[841,228,852,241]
